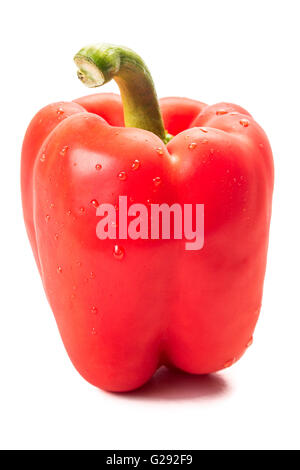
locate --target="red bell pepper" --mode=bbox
[21,43,274,392]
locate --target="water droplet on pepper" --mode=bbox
[118,171,127,181]
[113,245,125,260]
[240,119,249,127]
[90,199,99,208]
[60,145,69,156]
[153,176,162,187]
[188,142,197,150]
[216,109,228,115]
[223,358,236,369]
[131,159,141,170]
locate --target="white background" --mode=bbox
[1,0,299,450]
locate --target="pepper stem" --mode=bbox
[74,43,168,143]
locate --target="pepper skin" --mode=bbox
[21,44,274,392]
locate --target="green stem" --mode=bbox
[74,43,168,143]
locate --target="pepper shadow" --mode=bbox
[113,366,230,401]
